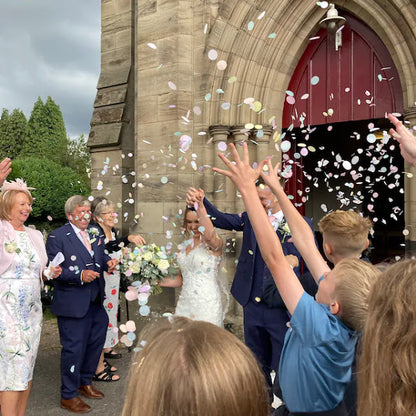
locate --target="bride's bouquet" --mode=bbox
[121,243,175,297]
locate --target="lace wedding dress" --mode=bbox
[175,241,223,327]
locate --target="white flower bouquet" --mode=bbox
[121,243,175,296]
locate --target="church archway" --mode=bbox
[281,11,404,262]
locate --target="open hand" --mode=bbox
[212,142,264,193]
[388,113,416,166]
[260,159,284,193]
[0,158,11,186]
[128,234,146,246]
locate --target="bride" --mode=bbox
[161,189,224,327]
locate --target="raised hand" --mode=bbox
[260,159,284,193]
[388,113,416,166]
[186,187,200,207]
[0,158,11,186]
[213,142,264,193]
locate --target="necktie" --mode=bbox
[80,230,92,252]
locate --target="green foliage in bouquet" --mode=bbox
[121,243,176,295]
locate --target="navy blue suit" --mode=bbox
[204,198,315,393]
[46,223,111,399]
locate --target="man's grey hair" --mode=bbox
[65,195,90,214]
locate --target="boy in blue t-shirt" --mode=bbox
[213,143,379,416]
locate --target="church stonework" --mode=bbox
[89,0,416,316]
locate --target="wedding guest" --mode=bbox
[90,197,146,382]
[358,259,416,416]
[46,195,118,413]
[186,181,313,398]
[213,143,380,415]
[160,190,225,327]
[122,317,269,416]
[0,178,61,416]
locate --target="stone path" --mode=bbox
[26,319,132,416]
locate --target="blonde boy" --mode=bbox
[214,143,379,416]
[318,211,372,264]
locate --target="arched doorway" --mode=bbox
[282,11,404,262]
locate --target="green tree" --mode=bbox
[10,157,90,220]
[22,97,68,163]
[0,109,10,159]
[66,134,91,183]
[0,108,27,159]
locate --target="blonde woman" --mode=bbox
[122,317,269,416]
[0,177,61,416]
[358,259,416,416]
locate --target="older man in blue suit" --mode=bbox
[187,183,315,401]
[46,195,118,413]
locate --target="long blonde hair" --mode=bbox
[122,317,269,416]
[358,259,416,416]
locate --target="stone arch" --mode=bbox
[204,0,416,131]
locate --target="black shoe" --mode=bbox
[104,349,122,359]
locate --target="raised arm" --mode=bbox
[260,159,330,282]
[192,188,223,254]
[388,113,416,166]
[187,187,244,231]
[213,143,303,314]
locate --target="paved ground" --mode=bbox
[24,292,247,416]
[26,319,133,416]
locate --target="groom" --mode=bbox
[46,195,118,413]
[187,183,315,400]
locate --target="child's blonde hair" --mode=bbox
[332,258,380,331]
[358,259,416,416]
[122,317,269,416]
[318,210,372,257]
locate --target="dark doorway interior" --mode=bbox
[283,117,405,264]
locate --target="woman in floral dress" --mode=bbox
[0,172,61,416]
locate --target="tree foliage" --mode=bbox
[0,108,27,159]
[66,134,91,183]
[10,157,89,220]
[22,96,68,164]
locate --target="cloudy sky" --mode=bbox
[0,1,101,138]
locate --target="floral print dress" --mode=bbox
[103,232,122,349]
[0,230,42,391]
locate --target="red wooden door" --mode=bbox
[281,11,403,214]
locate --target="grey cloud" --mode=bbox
[0,0,101,137]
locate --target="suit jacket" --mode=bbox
[45,222,110,318]
[204,198,314,308]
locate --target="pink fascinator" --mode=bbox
[1,178,35,195]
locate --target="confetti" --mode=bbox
[147,42,157,49]
[168,81,177,90]
[218,141,227,152]
[217,60,227,70]
[208,49,218,60]
[311,76,320,85]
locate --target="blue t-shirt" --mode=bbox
[279,292,357,413]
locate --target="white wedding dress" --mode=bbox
[175,241,224,327]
